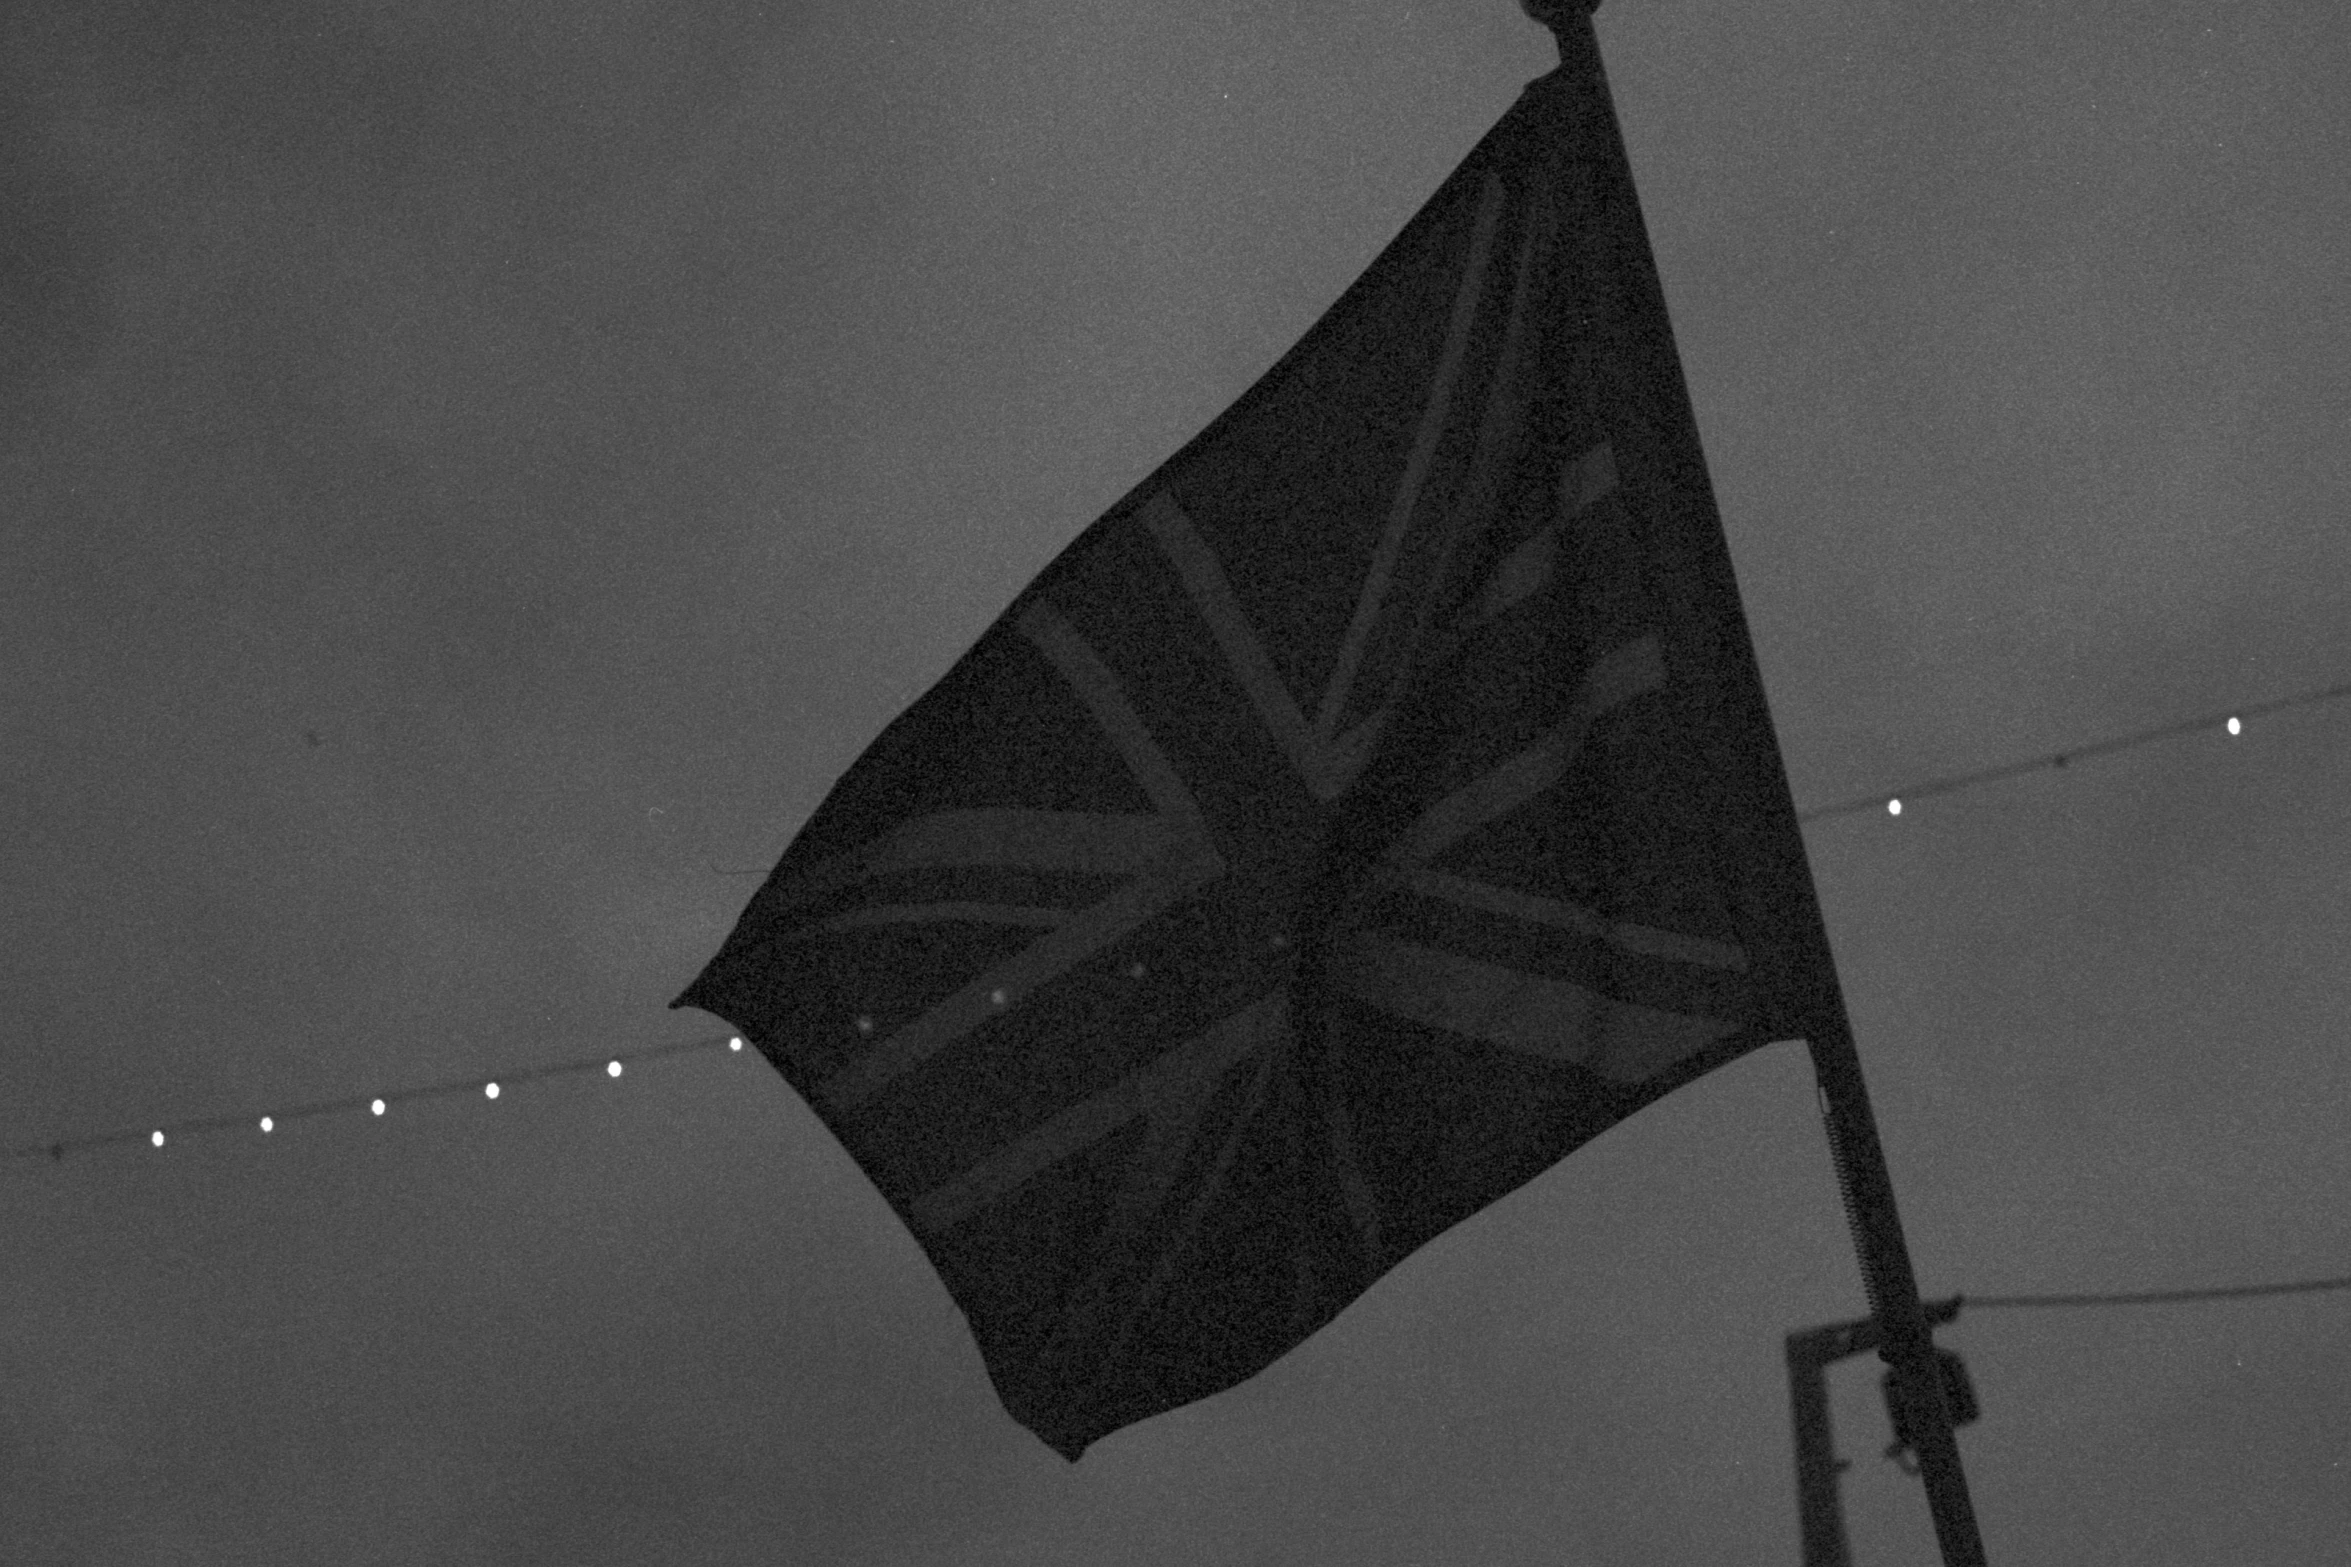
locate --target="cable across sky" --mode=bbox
[1960,1273,2351,1311]
[0,1031,753,1167]
[17,672,2351,1166]
[7,677,2348,1320]
[1793,673,2351,824]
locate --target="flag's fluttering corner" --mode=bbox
[675,13,1844,1463]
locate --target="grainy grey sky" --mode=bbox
[4,1,2347,1563]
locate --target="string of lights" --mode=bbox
[8,1024,2344,1320]
[7,677,2348,1312]
[1794,674,2351,824]
[0,1031,750,1167]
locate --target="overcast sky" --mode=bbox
[5,1,2348,1562]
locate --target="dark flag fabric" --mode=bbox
[674,18,1846,1463]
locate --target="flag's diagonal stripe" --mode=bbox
[1599,921,1747,972]
[863,809,1172,876]
[816,606,1230,1115]
[761,809,1168,920]
[1315,1024,1387,1270]
[1461,443,1617,631]
[814,867,1200,1115]
[1386,634,1666,869]
[1017,599,1225,860]
[807,902,1066,935]
[1390,864,1748,972]
[1313,173,1511,747]
[1137,491,1354,789]
[907,989,1284,1237]
[1084,993,1298,1377]
[1377,165,1551,690]
[1466,524,1557,630]
[1566,440,1619,513]
[1333,932,1740,1084]
[1139,491,1388,801]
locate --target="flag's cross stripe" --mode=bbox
[811,600,1228,1118]
[897,624,1710,1243]
[907,989,1284,1237]
[1038,986,1306,1385]
[1335,933,1740,1084]
[1310,172,1513,751]
[1394,861,1746,972]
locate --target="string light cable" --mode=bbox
[1852,1272,2351,1475]
[9,672,2347,1201]
[1795,673,2351,824]
[1,1031,751,1167]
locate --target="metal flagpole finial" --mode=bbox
[1520,0,1603,53]
[1519,0,1604,22]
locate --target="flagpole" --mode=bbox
[1520,3,1989,1561]
[1805,1014,1987,1565]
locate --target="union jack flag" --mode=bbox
[676,20,1845,1461]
